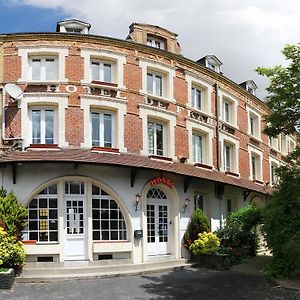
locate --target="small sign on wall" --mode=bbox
[149,177,174,188]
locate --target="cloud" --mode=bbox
[7,0,300,98]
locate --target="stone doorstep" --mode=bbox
[17,259,190,283]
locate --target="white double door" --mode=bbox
[147,200,169,255]
[64,195,88,260]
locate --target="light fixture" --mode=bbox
[182,197,190,213]
[135,193,141,211]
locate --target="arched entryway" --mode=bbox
[23,176,132,262]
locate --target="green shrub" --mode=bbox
[0,227,26,268]
[0,189,27,239]
[183,209,210,249]
[263,167,300,278]
[216,204,262,266]
[189,231,220,255]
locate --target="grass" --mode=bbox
[0,268,10,272]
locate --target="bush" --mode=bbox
[0,227,26,269]
[263,167,300,278]
[189,231,220,255]
[0,189,27,239]
[216,204,262,265]
[183,209,210,249]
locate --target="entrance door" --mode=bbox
[147,188,169,255]
[64,181,87,260]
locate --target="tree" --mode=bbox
[256,43,300,277]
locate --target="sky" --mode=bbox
[0,0,299,99]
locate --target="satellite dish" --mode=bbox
[4,84,24,101]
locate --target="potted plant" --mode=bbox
[189,231,230,270]
[0,268,15,289]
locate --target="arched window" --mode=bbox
[23,184,58,242]
[92,185,127,241]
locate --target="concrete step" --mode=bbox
[17,259,190,283]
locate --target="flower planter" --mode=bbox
[0,268,15,289]
[190,253,230,270]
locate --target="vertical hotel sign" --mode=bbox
[149,177,174,188]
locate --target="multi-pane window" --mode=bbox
[92,185,127,241]
[249,113,259,137]
[194,193,204,211]
[91,61,113,83]
[192,133,204,163]
[191,86,202,110]
[91,111,113,148]
[65,181,85,195]
[148,121,164,156]
[270,163,278,185]
[251,154,261,180]
[23,184,58,243]
[30,57,58,81]
[31,108,55,144]
[224,143,233,172]
[147,72,163,97]
[223,101,231,123]
[147,37,165,50]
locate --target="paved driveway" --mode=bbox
[1,267,299,300]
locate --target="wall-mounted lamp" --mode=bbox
[182,197,190,213]
[135,193,141,211]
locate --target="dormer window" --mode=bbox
[56,19,91,34]
[239,80,258,96]
[147,35,165,50]
[197,55,222,73]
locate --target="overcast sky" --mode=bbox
[1,0,300,99]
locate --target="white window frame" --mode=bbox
[81,49,126,88]
[219,89,238,128]
[139,105,176,158]
[269,159,280,186]
[29,56,58,81]
[246,106,261,140]
[192,132,204,164]
[186,74,213,116]
[220,133,239,174]
[80,96,127,151]
[90,60,115,83]
[147,36,165,50]
[269,136,279,151]
[29,106,57,145]
[147,71,164,97]
[18,46,68,83]
[140,59,175,102]
[147,120,166,156]
[91,110,115,148]
[20,94,68,148]
[248,145,263,181]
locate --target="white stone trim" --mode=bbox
[186,73,213,116]
[80,96,127,152]
[220,132,240,174]
[19,94,68,148]
[186,118,214,166]
[139,105,176,158]
[81,49,126,89]
[18,46,68,83]
[219,88,238,129]
[246,105,262,141]
[248,144,263,181]
[139,59,176,102]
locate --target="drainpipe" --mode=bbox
[1,87,4,142]
[214,83,220,171]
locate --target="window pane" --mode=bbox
[147,122,154,154]
[92,112,100,146]
[91,62,100,81]
[155,75,162,96]
[193,134,203,163]
[103,64,112,82]
[147,73,153,94]
[156,123,164,156]
[45,58,57,80]
[32,110,41,144]
[31,59,41,80]
[103,114,112,148]
[45,110,54,144]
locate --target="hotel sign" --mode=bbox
[149,177,174,188]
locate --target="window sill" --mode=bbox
[148,155,173,162]
[28,144,60,150]
[90,80,118,90]
[253,179,264,185]
[225,171,239,177]
[91,147,120,154]
[221,123,236,135]
[22,240,36,245]
[221,121,238,131]
[93,240,129,243]
[145,93,173,104]
[194,163,213,170]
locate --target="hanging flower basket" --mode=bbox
[0,268,15,289]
